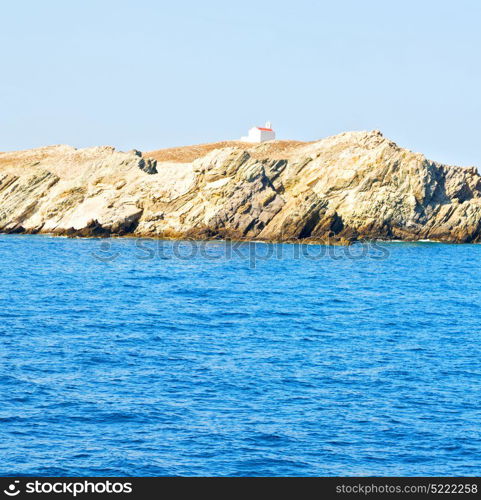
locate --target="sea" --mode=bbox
[0,234,480,476]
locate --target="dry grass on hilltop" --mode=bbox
[0,140,313,171]
[145,140,311,163]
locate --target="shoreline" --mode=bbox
[0,230,472,246]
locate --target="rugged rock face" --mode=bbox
[0,131,480,243]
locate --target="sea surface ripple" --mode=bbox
[0,235,480,476]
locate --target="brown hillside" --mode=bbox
[145,140,311,163]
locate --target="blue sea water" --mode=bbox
[0,234,480,477]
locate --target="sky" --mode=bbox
[1,0,480,166]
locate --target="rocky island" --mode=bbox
[0,130,480,243]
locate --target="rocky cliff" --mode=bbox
[0,131,480,243]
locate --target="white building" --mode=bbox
[240,122,276,143]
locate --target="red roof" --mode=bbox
[257,127,273,131]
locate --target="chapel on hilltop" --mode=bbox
[240,122,276,143]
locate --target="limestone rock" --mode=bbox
[0,132,480,243]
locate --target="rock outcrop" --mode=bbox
[0,131,480,243]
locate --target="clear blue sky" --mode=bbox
[1,0,480,166]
